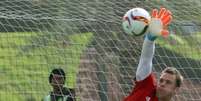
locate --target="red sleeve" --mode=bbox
[135,73,156,90]
[124,73,157,101]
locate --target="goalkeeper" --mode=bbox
[42,68,76,101]
[123,8,183,101]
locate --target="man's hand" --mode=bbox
[147,7,172,40]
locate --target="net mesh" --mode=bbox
[0,0,201,101]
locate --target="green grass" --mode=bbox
[0,32,94,101]
[157,32,201,60]
[1,31,200,101]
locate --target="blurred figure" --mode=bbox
[43,68,76,101]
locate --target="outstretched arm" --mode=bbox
[136,36,155,81]
[136,7,172,81]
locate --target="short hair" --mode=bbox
[49,68,66,83]
[162,67,183,87]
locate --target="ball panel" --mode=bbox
[122,8,150,36]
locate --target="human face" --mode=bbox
[51,74,65,90]
[156,72,178,99]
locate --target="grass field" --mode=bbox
[0,32,94,101]
[157,32,201,60]
[0,31,200,101]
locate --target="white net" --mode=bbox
[0,0,201,101]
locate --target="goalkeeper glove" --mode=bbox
[146,7,172,41]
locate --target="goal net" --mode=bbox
[0,0,201,101]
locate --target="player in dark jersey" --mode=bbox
[124,8,183,101]
[43,68,76,101]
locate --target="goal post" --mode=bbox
[0,0,201,101]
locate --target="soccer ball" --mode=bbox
[122,8,151,36]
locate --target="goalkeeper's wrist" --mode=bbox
[145,33,157,41]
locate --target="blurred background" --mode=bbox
[0,0,201,101]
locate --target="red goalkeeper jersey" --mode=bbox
[123,73,158,101]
